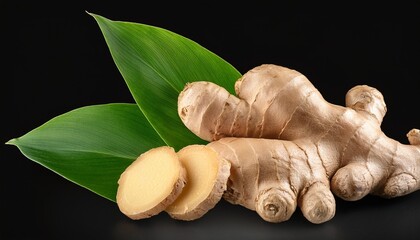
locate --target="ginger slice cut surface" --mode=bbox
[166,145,231,220]
[116,146,186,220]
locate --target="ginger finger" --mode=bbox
[299,182,335,224]
[345,84,387,124]
[178,64,331,141]
[256,187,297,223]
[330,163,376,201]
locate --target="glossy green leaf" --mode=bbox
[91,13,242,150]
[8,14,242,202]
[7,103,165,202]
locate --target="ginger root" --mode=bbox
[178,64,420,224]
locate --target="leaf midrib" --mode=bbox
[10,141,137,162]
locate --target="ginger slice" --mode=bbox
[116,146,186,220]
[166,145,231,220]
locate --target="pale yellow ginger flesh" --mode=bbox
[116,146,186,220]
[178,64,420,224]
[166,145,231,220]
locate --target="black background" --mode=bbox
[2,1,420,239]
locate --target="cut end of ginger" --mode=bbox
[116,146,186,220]
[166,145,231,221]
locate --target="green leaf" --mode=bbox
[90,13,242,150]
[8,14,242,202]
[7,103,165,202]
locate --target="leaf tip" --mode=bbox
[5,138,17,146]
[86,11,107,24]
[86,11,99,20]
[85,10,95,17]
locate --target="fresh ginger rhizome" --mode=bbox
[117,64,420,224]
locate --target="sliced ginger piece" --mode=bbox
[166,145,231,220]
[116,146,186,220]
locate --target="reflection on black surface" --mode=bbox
[109,194,420,240]
[111,200,318,240]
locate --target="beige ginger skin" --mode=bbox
[178,64,420,224]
